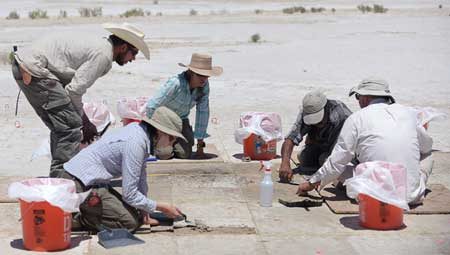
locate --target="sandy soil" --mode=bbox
[0,0,449,176]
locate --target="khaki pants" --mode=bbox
[59,171,142,232]
[12,62,82,177]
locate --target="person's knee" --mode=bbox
[318,152,329,166]
[118,212,141,232]
[298,148,317,166]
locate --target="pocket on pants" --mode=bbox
[41,80,82,132]
[45,103,82,133]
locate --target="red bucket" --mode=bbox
[243,133,277,160]
[20,200,72,251]
[358,194,404,230]
[17,178,74,251]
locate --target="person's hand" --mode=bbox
[279,163,293,183]
[156,202,183,219]
[194,140,208,159]
[142,211,159,226]
[296,181,319,195]
[81,114,98,144]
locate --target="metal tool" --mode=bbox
[97,225,145,249]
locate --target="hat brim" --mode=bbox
[303,109,324,125]
[103,24,150,60]
[349,87,396,103]
[178,63,223,76]
[142,116,187,142]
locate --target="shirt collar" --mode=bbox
[369,97,390,105]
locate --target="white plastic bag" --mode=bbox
[234,112,282,144]
[83,101,116,132]
[413,106,447,126]
[30,138,51,161]
[344,161,409,210]
[8,178,90,213]
[117,96,148,120]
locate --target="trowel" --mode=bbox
[97,225,145,249]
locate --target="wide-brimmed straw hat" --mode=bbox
[178,53,223,77]
[142,107,187,142]
[349,78,396,103]
[102,22,150,60]
[302,90,327,125]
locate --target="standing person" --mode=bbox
[279,90,352,182]
[297,78,434,205]
[60,107,184,231]
[146,53,223,159]
[11,23,150,177]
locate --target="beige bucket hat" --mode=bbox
[102,22,150,60]
[349,78,396,103]
[142,107,187,142]
[302,90,327,125]
[178,53,223,77]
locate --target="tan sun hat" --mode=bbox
[178,53,223,77]
[302,90,327,125]
[102,22,150,60]
[349,78,395,103]
[142,107,187,142]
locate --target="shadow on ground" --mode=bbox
[339,216,407,231]
[10,234,92,251]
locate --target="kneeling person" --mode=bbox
[146,53,223,159]
[60,107,184,231]
[279,90,352,182]
[297,78,433,205]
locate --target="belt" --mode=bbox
[86,183,111,190]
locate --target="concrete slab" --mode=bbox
[1,234,92,255]
[147,162,233,175]
[262,236,357,255]
[147,144,224,165]
[0,154,448,254]
[88,233,177,255]
[0,203,22,238]
[175,234,265,255]
[173,201,255,229]
[347,235,450,255]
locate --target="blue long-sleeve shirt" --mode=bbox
[64,123,156,213]
[146,72,210,139]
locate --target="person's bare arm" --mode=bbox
[279,139,295,182]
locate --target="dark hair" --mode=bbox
[184,70,205,95]
[140,121,157,155]
[109,34,135,48]
[370,95,394,104]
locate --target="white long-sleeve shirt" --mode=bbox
[309,102,433,203]
[15,32,113,115]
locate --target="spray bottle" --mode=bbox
[260,160,273,207]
